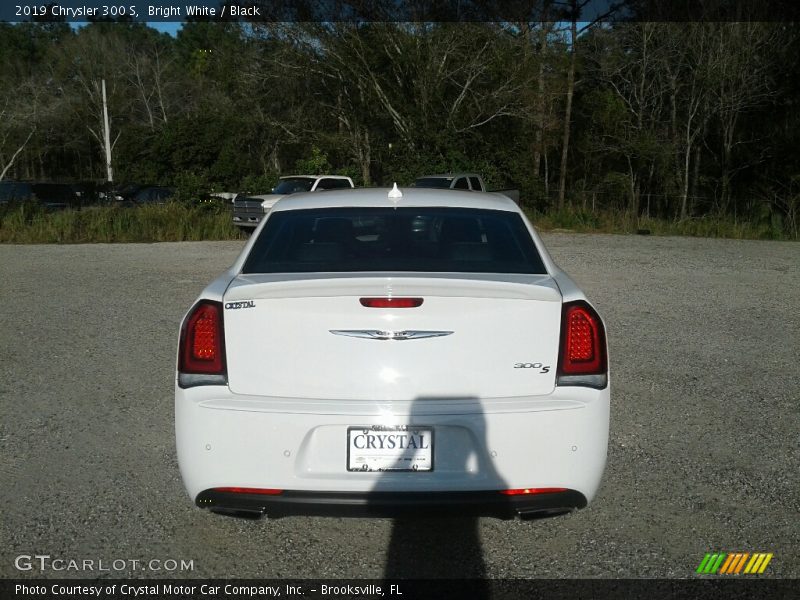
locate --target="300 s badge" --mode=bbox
[514,362,551,373]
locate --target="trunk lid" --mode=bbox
[223,275,562,400]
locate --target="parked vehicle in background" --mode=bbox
[232,175,355,230]
[414,173,486,191]
[207,192,237,205]
[108,183,143,205]
[69,182,103,207]
[132,186,175,205]
[414,173,520,205]
[30,183,79,210]
[0,181,78,211]
[0,181,35,206]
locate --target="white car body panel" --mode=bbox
[224,275,562,400]
[176,387,608,497]
[176,187,610,517]
[257,193,286,211]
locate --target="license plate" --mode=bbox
[347,425,434,472]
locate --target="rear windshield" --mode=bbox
[273,178,315,194]
[413,177,453,188]
[242,207,546,274]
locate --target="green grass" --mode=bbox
[0,202,792,243]
[527,208,792,240]
[0,202,245,243]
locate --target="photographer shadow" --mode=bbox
[362,395,512,586]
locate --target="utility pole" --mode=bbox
[102,78,113,183]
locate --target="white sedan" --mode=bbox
[175,186,609,519]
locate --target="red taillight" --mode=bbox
[179,300,226,375]
[360,297,423,308]
[557,301,607,376]
[500,488,568,496]
[213,487,283,495]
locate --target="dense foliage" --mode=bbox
[1,20,798,238]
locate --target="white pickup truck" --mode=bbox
[413,173,521,205]
[232,175,354,230]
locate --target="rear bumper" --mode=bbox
[232,207,268,227]
[196,488,587,519]
[177,385,609,517]
[232,213,262,227]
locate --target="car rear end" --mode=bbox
[175,190,609,518]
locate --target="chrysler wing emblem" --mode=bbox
[329,329,453,341]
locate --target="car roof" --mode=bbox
[270,187,518,212]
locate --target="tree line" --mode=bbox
[0,18,798,237]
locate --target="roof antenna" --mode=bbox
[388,182,402,202]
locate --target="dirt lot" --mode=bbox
[0,234,797,579]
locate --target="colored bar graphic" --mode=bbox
[757,554,773,574]
[719,553,736,574]
[697,553,727,574]
[710,553,726,574]
[700,552,774,575]
[721,553,739,574]
[744,554,760,574]
[734,553,750,574]
[696,554,712,574]
[728,552,744,575]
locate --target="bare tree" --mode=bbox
[557,3,578,209]
[531,20,557,185]
[255,22,530,182]
[505,4,562,195]
[126,37,174,130]
[50,26,131,181]
[0,101,34,181]
[708,23,778,211]
[334,24,526,137]
[239,23,321,176]
[555,0,621,209]
[0,128,35,181]
[0,78,49,181]
[660,24,719,220]
[588,23,671,215]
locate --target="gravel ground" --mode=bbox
[0,234,797,579]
